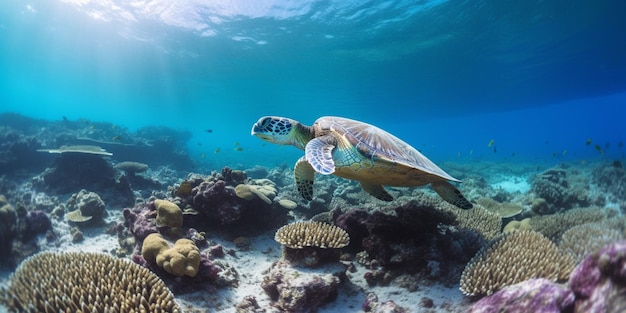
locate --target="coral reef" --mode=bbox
[592,161,626,204]
[0,251,180,312]
[468,278,574,313]
[141,233,201,277]
[65,189,107,227]
[441,203,502,240]
[460,230,575,296]
[569,240,626,313]
[261,260,343,312]
[529,207,607,241]
[558,222,623,263]
[475,197,523,218]
[530,167,592,214]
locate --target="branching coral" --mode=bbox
[275,221,349,249]
[441,203,502,241]
[0,251,180,312]
[558,222,623,263]
[529,207,607,241]
[460,230,575,296]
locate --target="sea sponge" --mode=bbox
[275,221,349,249]
[142,233,201,277]
[460,230,575,296]
[154,199,183,229]
[0,251,180,312]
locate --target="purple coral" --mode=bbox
[569,240,626,313]
[123,205,158,241]
[468,278,574,313]
[191,180,244,225]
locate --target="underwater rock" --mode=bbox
[65,189,107,227]
[261,259,343,312]
[0,126,48,175]
[468,278,574,313]
[36,152,116,194]
[363,292,409,313]
[0,195,18,264]
[569,240,626,313]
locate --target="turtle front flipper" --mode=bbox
[305,135,337,175]
[431,181,473,209]
[359,181,393,201]
[294,156,315,201]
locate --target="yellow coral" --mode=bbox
[502,217,532,233]
[158,239,201,277]
[154,199,183,229]
[142,233,201,277]
[460,230,575,296]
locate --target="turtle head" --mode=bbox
[251,116,311,149]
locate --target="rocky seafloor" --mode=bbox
[1,113,625,313]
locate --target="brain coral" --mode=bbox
[0,251,180,312]
[275,221,349,249]
[460,230,575,296]
[142,233,201,277]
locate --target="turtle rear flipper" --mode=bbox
[294,157,315,201]
[359,181,393,201]
[431,181,473,209]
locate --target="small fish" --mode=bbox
[62,116,68,121]
[214,148,221,154]
[563,149,567,157]
[586,138,592,146]
[594,144,604,155]
[493,146,497,153]
[469,149,473,156]
[204,129,213,133]
[111,135,121,141]
[511,152,515,157]
[201,153,206,158]
[233,141,240,146]
[89,125,94,129]
[618,141,624,148]
[197,142,203,146]
[457,151,461,158]
[552,152,557,157]
[235,147,244,151]
[487,139,495,147]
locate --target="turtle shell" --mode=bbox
[312,116,459,182]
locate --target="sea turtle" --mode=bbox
[251,116,473,209]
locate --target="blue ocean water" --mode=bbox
[1,0,625,169]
